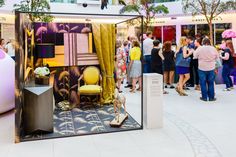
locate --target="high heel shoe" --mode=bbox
[179,90,188,96]
[136,87,142,91]
[129,89,136,93]
[175,87,180,94]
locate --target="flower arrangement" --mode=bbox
[34,67,50,77]
[34,67,50,85]
[222,29,236,39]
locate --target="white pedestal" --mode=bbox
[143,73,163,129]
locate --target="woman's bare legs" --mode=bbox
[117,78,122,92]
[130,78,137,92]
[137,76,142,91]
[183,73,190,86]
[164,71,169,86]
[178,74,184,93]
[178,73,190,96]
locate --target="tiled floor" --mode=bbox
[1,84,236,157]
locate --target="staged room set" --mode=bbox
[15,11,143,142]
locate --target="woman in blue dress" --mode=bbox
[175,37,193,96]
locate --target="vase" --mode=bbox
[35,76,49,85]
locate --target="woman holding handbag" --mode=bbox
[175,37,193,96]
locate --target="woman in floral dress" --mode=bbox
[116,40,127,93]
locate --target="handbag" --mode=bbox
[175,48,191,67]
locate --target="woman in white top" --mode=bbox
[5,40,15,61]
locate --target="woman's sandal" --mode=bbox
[180,90,188,96]
[130,89,136,93]
[175,87,180,94]
[136,87,142,91]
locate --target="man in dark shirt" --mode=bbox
[186,36,195,88]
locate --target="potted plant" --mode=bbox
[34,67,50,85]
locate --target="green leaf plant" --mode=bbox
[14,0,54,22]
[120,0,169,32]
[0,0,4,7]
[182,0,236,45]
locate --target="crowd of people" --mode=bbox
[0,38,15,60]
[115,36,142,93]
[115,31,235,101]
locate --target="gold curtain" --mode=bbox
[92,24,116,104]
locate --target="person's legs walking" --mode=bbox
[130,78,137,92]
[125,63,132,88]
[198,69,207,100]
[146,55,151,73]
[222,65,231,89]
[143,56,148,73]
[187,59,194,87]
[164,71,168,87]
[227,71,233,87]
[178,75,186,95]
[193,59,200,88]
[117,79,122,92]
[169,71,175,88]
[207,70,216,100]
[138,77,142,91]
[183,73,190,86]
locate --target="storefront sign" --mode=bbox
[1,24,15,40]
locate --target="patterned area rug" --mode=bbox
[21,104,141,141]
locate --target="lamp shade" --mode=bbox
[35,43,55,58]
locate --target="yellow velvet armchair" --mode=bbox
[78,66,102,105]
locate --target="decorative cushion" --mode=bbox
[79,85,102,94]
[83,67,100,85]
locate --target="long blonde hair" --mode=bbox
[177,36,187,52]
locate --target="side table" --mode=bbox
[24,86,53,134]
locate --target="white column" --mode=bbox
[176,24,181,45]
[143,73,163,129]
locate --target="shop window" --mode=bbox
[197,24,214,39]
[163,25,176,44]
[215,23,232,44]
[152,26,162,42]
[181,25,195,37]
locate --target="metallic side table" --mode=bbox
[23,86,53,135]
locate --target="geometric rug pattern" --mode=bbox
[22,104,141,141]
